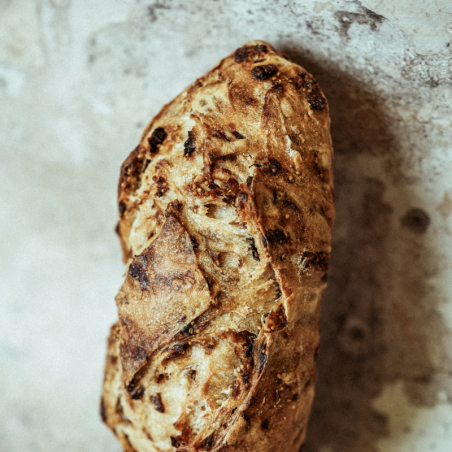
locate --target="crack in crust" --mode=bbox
[101,40,334,452]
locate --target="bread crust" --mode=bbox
[101,40,334,452]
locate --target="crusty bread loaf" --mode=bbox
[101,40,334,452]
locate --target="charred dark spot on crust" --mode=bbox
[249,163,262,169]
[266,228,287,245]
[232,407,238,414]
[119,145,150,196]
[258,343,267,373]
[244,336,255,358]
[126,371,146,396]
[234,44,268,63]
[162,343,189,362]
[184,130,196,157]
[246,176,253,187]
[282,199,300,212]
[261,419,269,430]
[293,70,327,111]
[100,397,107,422]
[201,433,214,451]
[212,130,230,141]
[222,177,240,203]
[176,323,195,339]
[261,235,268,250]
[237,191,248,210]
[151,393,164,413]
[273,190,277,204]
[166,200,183,215]
[251,64,277,81]
[148,127,167,153]
[190,235,199,251]
[118,201,126,216]
[130,385,145,400]
[232,332,256,388]
[250,239,260,261]
[204,274,215,291]
[271,83,285,95]
[156,373,167,383]
[401,208,430,234]
[292,392,299,401]
[189,369,197,382]
[233,131,245,139]
[209,152,237,166]
[128,257,149,290]
[301,251,330,272]
[171,437,180,447]
[153,175,168,197]
[265,304,288,332]
[269,159,282,175]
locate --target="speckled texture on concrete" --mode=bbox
[1,1,451,451]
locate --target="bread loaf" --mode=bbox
[101,40,334,452]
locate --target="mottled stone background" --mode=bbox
[1,1,451,451]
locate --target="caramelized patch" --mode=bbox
[266,228,287,245]
[128,257,149,290]
[300,251,330,273]
[292,70,327,111]
[184,130,196,157]
[151,393,165,413]
[252,64,278,81]
[129,385,145,400]
[268,159,282,175]
[250,238,260,261]
[264,304,288,332]
[201,433,214,451]
[258,342,267,373]
[148,127,167,153]
[162,343,189,365]
[100,397,107,423]
[234,44,268,63]
[118,145,150,197]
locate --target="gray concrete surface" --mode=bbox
[1,1,451,451]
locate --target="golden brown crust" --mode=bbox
[102,40,334,452]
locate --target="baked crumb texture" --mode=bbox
[101,40,334,452]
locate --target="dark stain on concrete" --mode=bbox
[401,208,430,234]
[334,7,385,40]
[147,2,170,23]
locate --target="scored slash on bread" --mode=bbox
[101,40,334,452]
